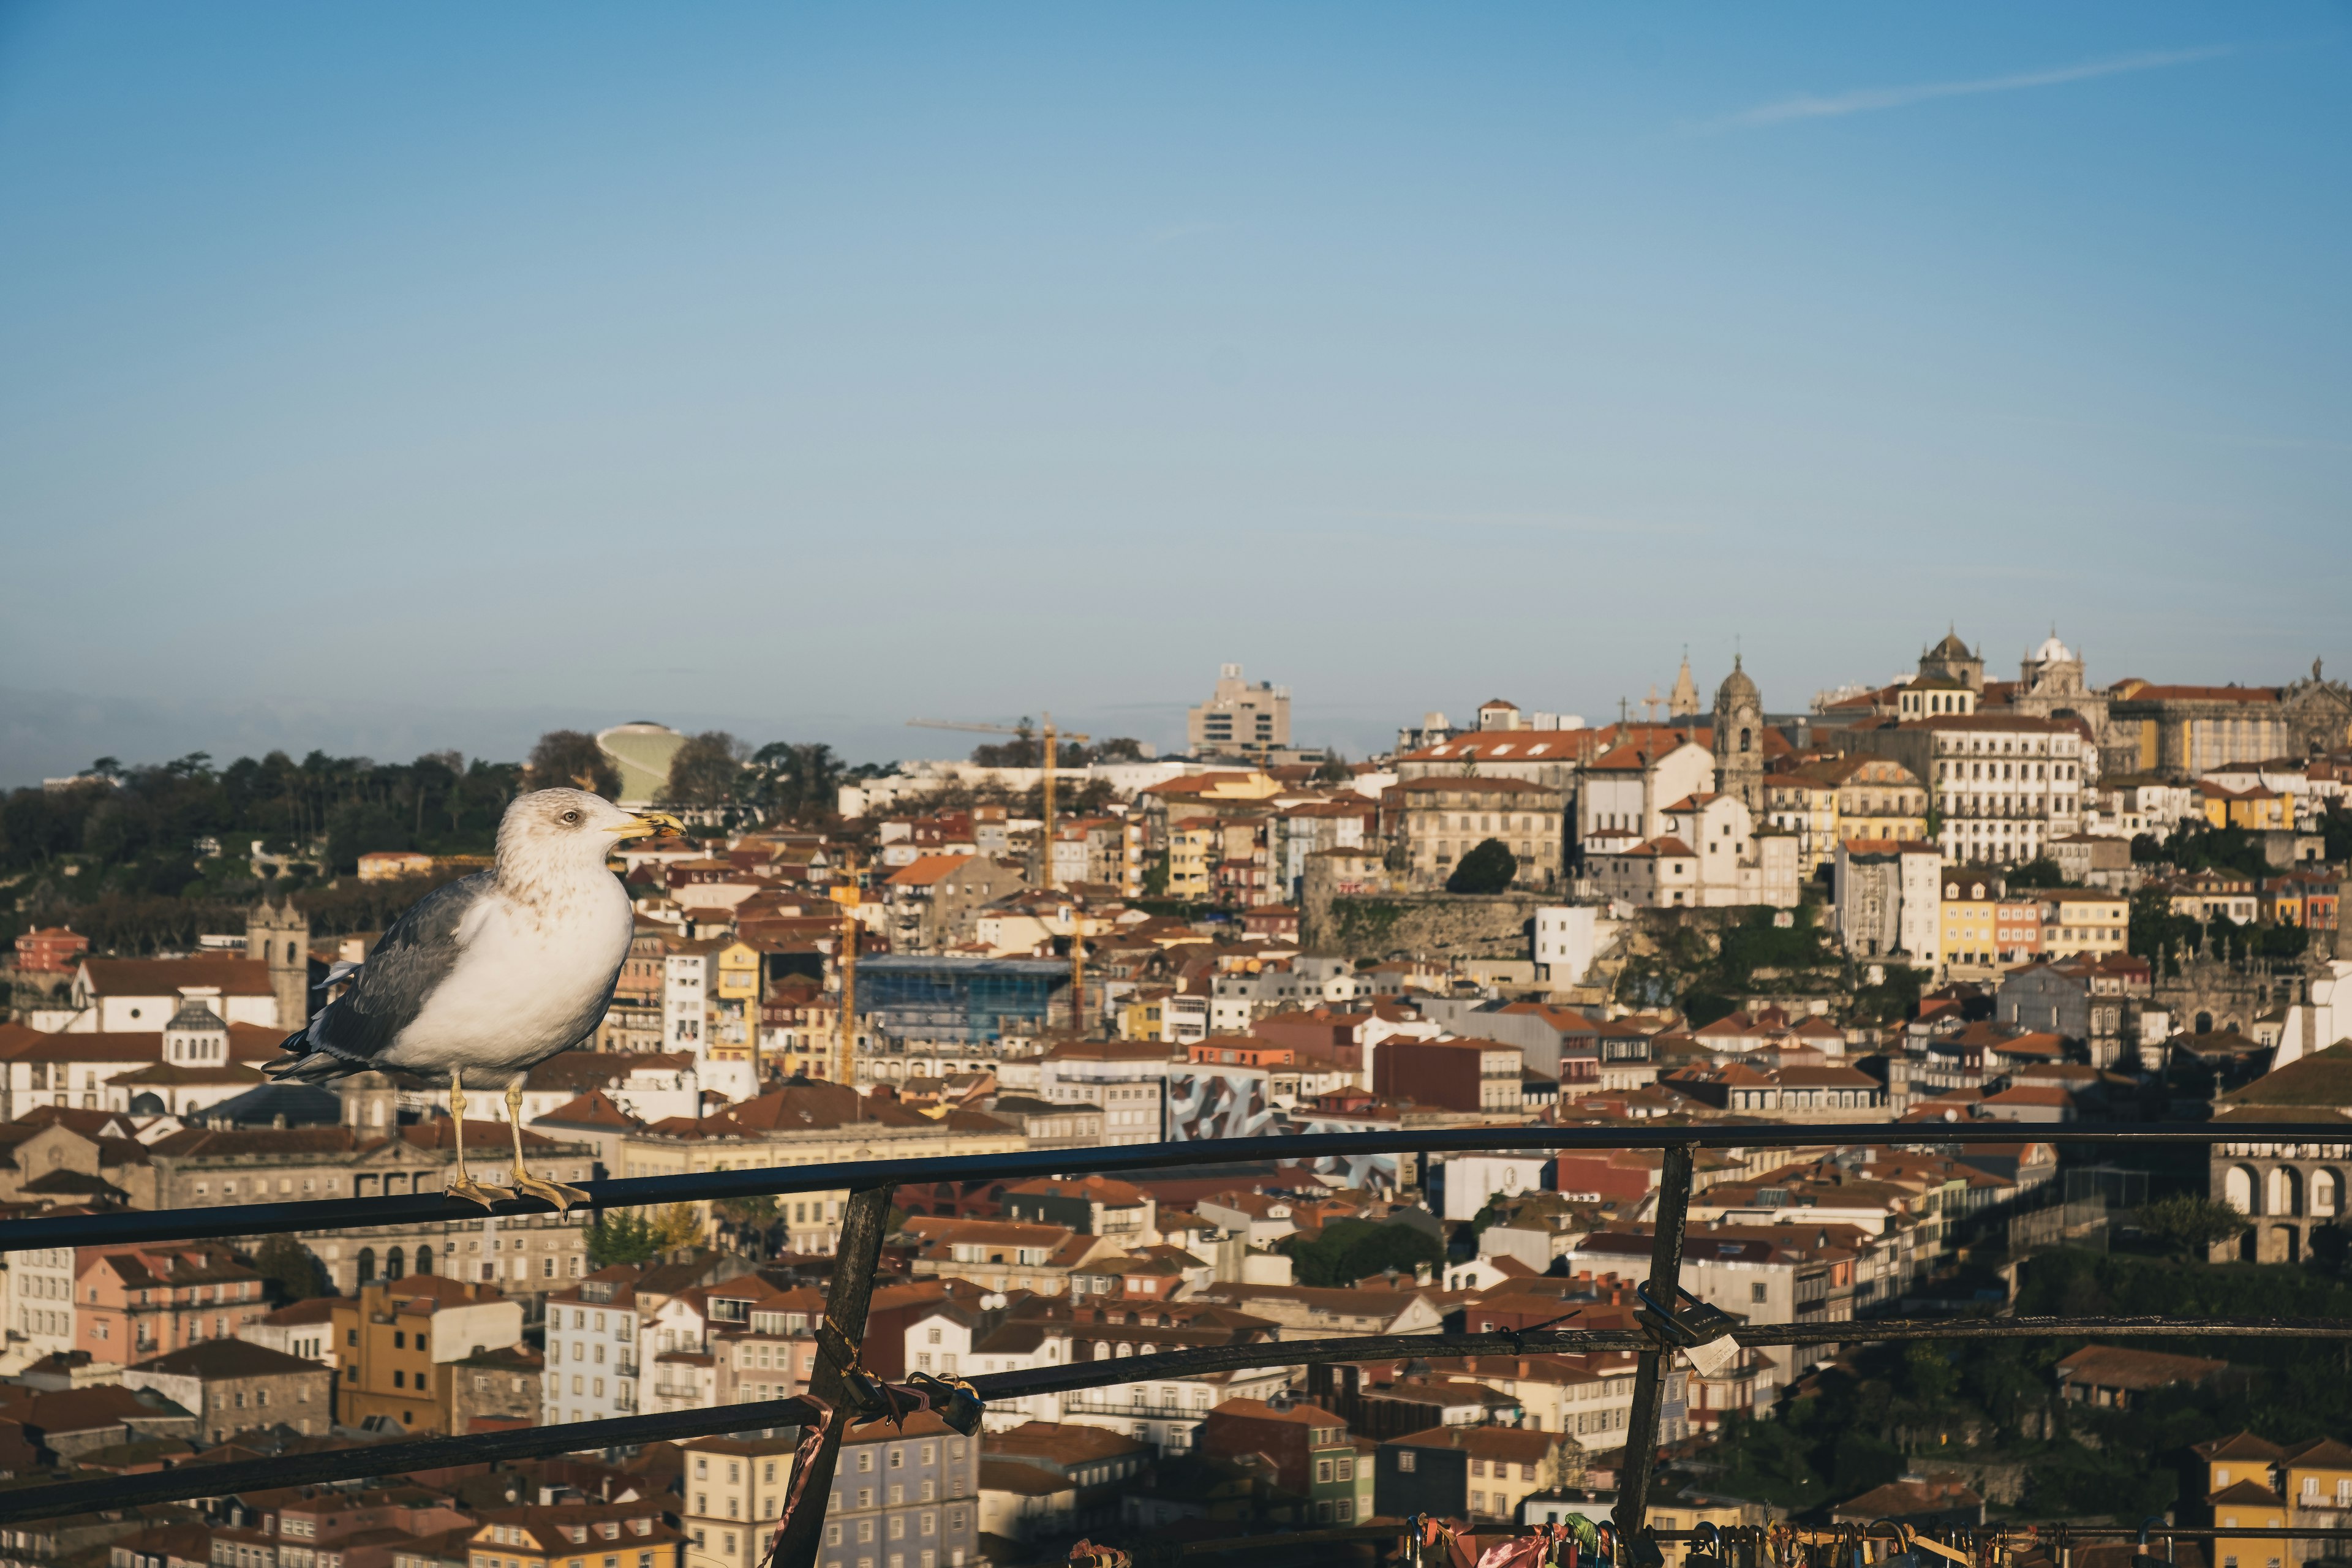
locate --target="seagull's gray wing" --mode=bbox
[266,871,495,1080]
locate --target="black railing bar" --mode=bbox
[964,1314,2352,1404]
[1184,1527,2352,1551]
[1,1313,2343,1524]
[0,1118,2328,1254]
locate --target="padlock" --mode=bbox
[2130,1518,2171,1568]
[1685,1523,1728,1568]
[902,1371,985,1437]
[1867,1522,1925,1568]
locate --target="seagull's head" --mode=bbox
[498,788,689,880]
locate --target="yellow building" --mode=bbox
[1940,872,2000,974]
[2198,1432,2288,1568]
[330,1276,522,1435]
[2202,782,2292,832]
[2282,1436,2352,1562]
[1120,988,1170,1041]
[2167,871,2259,924]
[2037,889,2129,959]
[467,1502,682,1568]
[704,940,763,1065]
[1766,756,1929,873]
[1168,818,1218,900]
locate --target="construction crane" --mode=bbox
[908,714,1096,1039]
[905,715,1090,891]
[829,848,864,1088]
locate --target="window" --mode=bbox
[1397,1452,1416,1472]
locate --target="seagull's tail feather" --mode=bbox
[264,1013,372,1082]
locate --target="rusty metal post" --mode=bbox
[1614,1141,1696,1548]
[771,1181,895,1568]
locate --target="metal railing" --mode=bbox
[0,1119,2337,1568]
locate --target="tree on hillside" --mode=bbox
[1284,1218,1442,1287]
[752,741,844,823]
[663,731,750,810]
[2005,857,2070,889]
[2135,1193,2250,1256]
[1447,838,1518,894]
[254,1233,330,1300]
[527,731,621,798]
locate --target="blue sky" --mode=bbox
[2,4,2347,781]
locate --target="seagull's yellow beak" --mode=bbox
[610,811,690,840]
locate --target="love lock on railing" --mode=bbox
[1634,1281,1743,1378]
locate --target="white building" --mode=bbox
[665,947,717,1054]
[1578,740,1716,856]
[1437,1153,1554,1223]
[1038,1042,1172,1145]
[543,1271,642,1426]
[1589,794,1798,910]
[1657,794,1801,908]
[1533,907,1616,988]
[1850,715,2090,866]
[5,1246,77,1373]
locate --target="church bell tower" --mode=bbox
[247,897,314,1030]
[1713,656,1765,815]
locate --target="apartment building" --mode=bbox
[1847,714,2088,866]
[1379,777,1568,891]
[543,1267,644,1426]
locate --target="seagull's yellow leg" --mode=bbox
[443,1069,509,1210]
[506,1081,589,1215]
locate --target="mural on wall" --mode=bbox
[1167,1071,1278,1143]
[1167,1070,1400,1191]
[1286,1109,1401,1192]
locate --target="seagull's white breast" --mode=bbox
[382,872,632,1081]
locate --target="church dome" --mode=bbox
[1928,630,1972,660]
[1716,657,1759,709]
[2032,632,2074,664]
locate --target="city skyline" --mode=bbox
[1,624,2340,786]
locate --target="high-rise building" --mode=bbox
[1187,664,1291,759]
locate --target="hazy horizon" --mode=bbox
[5,4,2347,786]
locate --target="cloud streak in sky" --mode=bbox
[1720,45,2236,129]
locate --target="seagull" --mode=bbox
[268,788,687,1212]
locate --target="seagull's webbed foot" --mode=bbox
[511,1166,590,1216]
[445,1174,513,1211]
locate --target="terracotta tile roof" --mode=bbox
[78,957,276,997]
[886,854,978,887]
[2056,1344,2226,1391]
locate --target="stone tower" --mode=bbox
[246,897,312,1030]
[1713,656,1765,815]
[1918,628,1985,692]
[1668,650,1699,719]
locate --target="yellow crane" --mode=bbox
[905,715,1090,890]
[907,714,1095,1037]
[829,848,865,1089]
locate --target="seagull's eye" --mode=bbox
[560,810,582,824]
